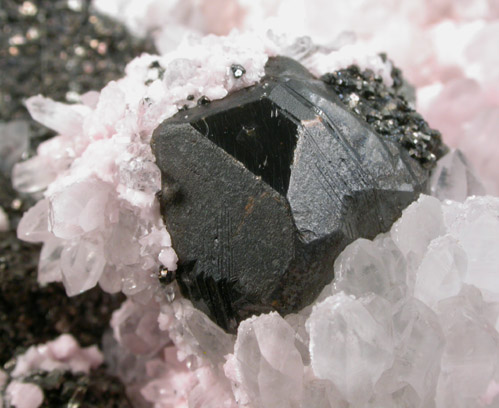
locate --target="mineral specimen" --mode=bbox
[152,56,443,331]
[3,0,499,405]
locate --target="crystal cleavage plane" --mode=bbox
[151,56,445,332]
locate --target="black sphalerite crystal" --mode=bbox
[152,56,440,332]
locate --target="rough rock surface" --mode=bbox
[1,335,130,408]
[4,368,132,408]
[0,0,155,133]
[152,56,440,331]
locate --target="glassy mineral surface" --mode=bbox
[152,56,445,331]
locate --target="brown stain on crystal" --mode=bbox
[244,196,255,215]
[301,116,323,127]
[236,196,255,234]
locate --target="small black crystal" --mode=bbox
[152,56,442,332]
[197,95,211,106]
[158,267,176,284]
[231,64,246,78]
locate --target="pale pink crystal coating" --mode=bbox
[108,297,237,407]
[5,382,43,408]
[11,334,103,378]
[2,336,103,407]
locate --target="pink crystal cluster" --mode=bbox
[1,335,103,408]
[107,298,237,407]
[13,32,273,299]
[11,334,103,378]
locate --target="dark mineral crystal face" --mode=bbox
[152,56,442,332]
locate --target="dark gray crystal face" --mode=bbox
[151,57,431,332]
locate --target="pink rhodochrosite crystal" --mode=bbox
[11,334,103,378]
[5,382,43,408]
[0,335,103,408]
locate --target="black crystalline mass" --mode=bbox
[152,56,445,332]
[321,61,447,167]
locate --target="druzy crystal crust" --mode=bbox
[152,56,441,331]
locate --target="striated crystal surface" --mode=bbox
[152,56,435,331]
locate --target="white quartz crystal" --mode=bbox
[225,312,304,408]
[333,237,408,303]
[307,293,394,405]
[413,235,467,308]
[430,149,486,202]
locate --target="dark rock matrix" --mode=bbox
[0,0,156,142]
[12,368,132,408]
